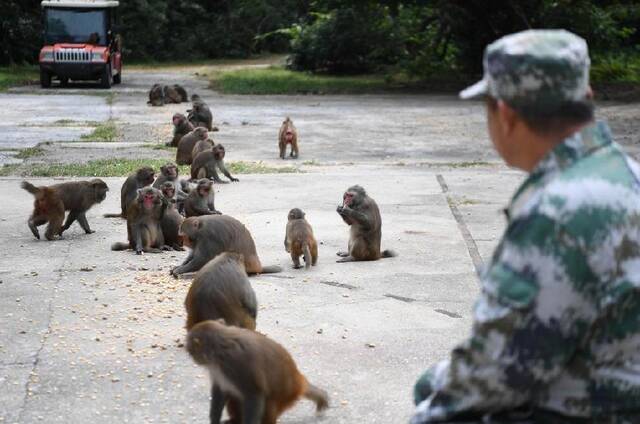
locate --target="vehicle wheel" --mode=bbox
[60,77,69,87]
[113,71,121,84]
[40,70,51,88]
[100,64,112,89]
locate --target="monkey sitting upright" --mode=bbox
[278,116,299,159]
[159,182,184,251]
[21,179,109,240]
[111,187,169,255]
[166,113,194,147]
[184,252,257,331]
[285,208,318,269]
[336,185,396,262]
[172,84,188,102]
[186,319,329,424]
[191,144,239,183]
[104,166,155,218]
[147,83,164,106]
[176,127,208,165]
[187,94,215,131]
[184,179,221,217]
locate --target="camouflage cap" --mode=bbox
[460,29,591,110]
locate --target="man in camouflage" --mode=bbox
[412,30,640,423]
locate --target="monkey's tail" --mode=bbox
[304,381,329,412]
[103,213,123,218]
[21,181,40,196]
[259,265,282,274]
[111,242,130,251]
[382,249,397,258]
[302,244,311,269]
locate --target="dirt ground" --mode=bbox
[1,62,639,424]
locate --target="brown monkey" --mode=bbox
[111,187,168,255]
[147,83,164,106]
[167,113,195,147]
[191,144,239,183]
[152,162,179,190]
[187,94,215,131]
[191,138,215,160]
[104,166,155,218]
[336,185,396,262]
[285,208,318,269]
[163,85,182,104]
[173,84,188,102]
[21,179,109,240]
[184,252,257,331]
[278,117,299,159]
[186,319,329,424]
[171,215,281,276]
[159,182,185,251]
[184,179,221,217]
[176,127,208,165]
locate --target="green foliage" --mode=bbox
[209,66,391,94]
[0,66,38,90]
[80,120,119,142]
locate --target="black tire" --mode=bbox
[40,70,51,88]
[113,70,121,84]
[60,77,69,87]
[100,64,112,89]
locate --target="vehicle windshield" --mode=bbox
[44,8,108,45]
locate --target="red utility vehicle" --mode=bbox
[39,0,122,88]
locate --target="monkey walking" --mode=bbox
[171,215,282,276]
[185,252,257,331]
[21,179,109,240]
[191,144,239,183]
[285,208,318,269]
[336,185,396,262]
[111,187,170,255]
[104,166,155,218]
[278,117,299,159]
[186,320,329,424]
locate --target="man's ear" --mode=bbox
[497,99,519,137]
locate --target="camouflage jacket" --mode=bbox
[412,121,640,423]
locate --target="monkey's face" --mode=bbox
[139,189,160,210]
[213,145,225,160]
[162,186,175,199]
[162,165,178,179]
[172,114,184,126]
[194,127,208,140]
[288,208,305,220]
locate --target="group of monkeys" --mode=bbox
[18,89,396,423]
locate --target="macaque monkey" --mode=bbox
[278,117,299,159]
[336,185,396,262]
[104,167,155,218]
[176,127,209,165]
[171,215,282,276]
[184,252,257,331]
[191,144,239,183]
[147,83,164,106]
[159,182,184,251]
[21,179,109,240]
[167,113,195,147]
[186,319,329,424]
[184,179,221,217]
[111,187,168,255]
[284,208,318,269]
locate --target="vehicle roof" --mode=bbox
[41,0,119,8]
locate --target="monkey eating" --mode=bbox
[159,182,185,251]
[167,113,195,147]
[278,117,299,159]
[176,127,209,165]
[171,215,282,276]
[285,208,318,269]
[184,179,221,217]
[184,252,257,331]
[147,83,164,106]
[111,187,169,255]
[191,144,239,183]
[336,185,396,262]
[104,166,155,218]
[21,179,109,240]
[186,319,329,424]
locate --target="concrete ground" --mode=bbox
[0,64,638,423]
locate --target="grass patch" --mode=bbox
[0,159,300,177]
[0,66,38,92]
[143,143,173,151]
[15,146,45,159]
[209,66,394,94]
[80,120,119,142]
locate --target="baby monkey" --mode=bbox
[187,319,329,424]
[284,208,318,269]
